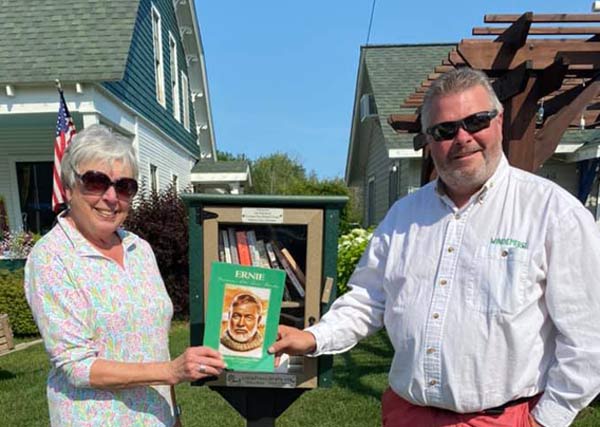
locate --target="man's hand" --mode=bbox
[268,325,317,356]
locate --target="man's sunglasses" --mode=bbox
[73,168,138,199]
[426,110,498,142]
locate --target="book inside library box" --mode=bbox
[200,206,324,388]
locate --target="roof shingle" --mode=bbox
[0,0,139,84]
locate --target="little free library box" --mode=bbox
[183,194,347,425]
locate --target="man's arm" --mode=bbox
[531,205,600,427]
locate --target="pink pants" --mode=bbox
[382,388,541,427]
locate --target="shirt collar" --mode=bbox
[434,153,510,208]
[57,212,137,256]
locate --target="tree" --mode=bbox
[216,150,248,162]
[247,152,306,195]
[247,153,361,231]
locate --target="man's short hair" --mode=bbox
[230,293,262,313]
[420,67,503,130]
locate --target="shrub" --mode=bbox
[0,268,38,335]
[0,230,40,259]
[336,227,373,295]
[125,185,189,317]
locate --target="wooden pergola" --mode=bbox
[388,12,600,184]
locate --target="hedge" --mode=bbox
[0,268,38,335]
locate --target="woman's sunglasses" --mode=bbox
[73,169,138,199]
[426,110,498,142]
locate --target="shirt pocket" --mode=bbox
[465,245,528,315]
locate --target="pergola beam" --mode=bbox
[474,26,600,36]
[457,39,600,70]
[485,14,600,23]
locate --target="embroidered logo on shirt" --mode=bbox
[490,237,528,249]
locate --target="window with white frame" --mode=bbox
[150,164,159,193]
[181,72,190,130]
[151,5,165,107]
[169,32,180,121]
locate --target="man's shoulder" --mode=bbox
[507,166,587,216]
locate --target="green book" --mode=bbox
[203,261,286,372]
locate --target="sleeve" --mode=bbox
[24,246,98,388]
[531,206,600,427]
[306,219,391,355]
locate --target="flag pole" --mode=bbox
[52,78,76,214]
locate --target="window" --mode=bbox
[151,5,165,107]
[150,164,158,193]
[367,176,375,226]
[169,32,180,121]
[388,165,399,207]
[16,162,56,234]
[181,72,190,130]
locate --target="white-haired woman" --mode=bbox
[25,124,225,426]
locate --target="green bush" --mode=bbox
[336,227,373,295]
[0,268,38,335]
[125,185,189,317]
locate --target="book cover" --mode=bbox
[272,241,305,298]
[218,231,225,262]
[245,230,260,266]
[227,228,240,264]
[265,241,293,301]
[236,231,252,266]
[221,229,232,263]
[203,262,286,372]
[255,240,272,269]
[280,246,306,286]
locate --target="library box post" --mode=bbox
[183,194,347,425]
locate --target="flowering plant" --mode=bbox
[0,230,39,259]
[337,227,374,295]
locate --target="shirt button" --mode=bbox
[501,250,508,257]
[454,213,461,220]
[447,247,454,253]
[427,347,435,354]
[429,379,437,386]
[432,313,440,319]
[440,279,447,286]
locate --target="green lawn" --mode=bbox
[1,323,599,426]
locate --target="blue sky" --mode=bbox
[195,1,592,179]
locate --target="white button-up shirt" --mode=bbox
[308,156,600,427]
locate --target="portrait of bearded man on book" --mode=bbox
[220,292,264,355]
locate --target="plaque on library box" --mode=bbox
[203,262,286,372]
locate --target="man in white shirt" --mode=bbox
[269,67,600,427]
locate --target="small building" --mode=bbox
[346,44,600,226]
[0,0,248,234]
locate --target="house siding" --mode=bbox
[364,119,391,226]
[102,0,198,156]
[136,121,195,193]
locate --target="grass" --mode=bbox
[1,323,599,426]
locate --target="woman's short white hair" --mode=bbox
[420,67,503,131]
[60,124,138,189]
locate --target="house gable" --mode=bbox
[102,0,199,155]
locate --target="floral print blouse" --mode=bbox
[25,216,175,426]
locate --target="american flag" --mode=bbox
[52,89,77,213]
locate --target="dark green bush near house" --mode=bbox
[336,227,373,295]
[0,268,38,335]
[125,185,189,317]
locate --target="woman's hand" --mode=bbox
[168,346,226,384]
